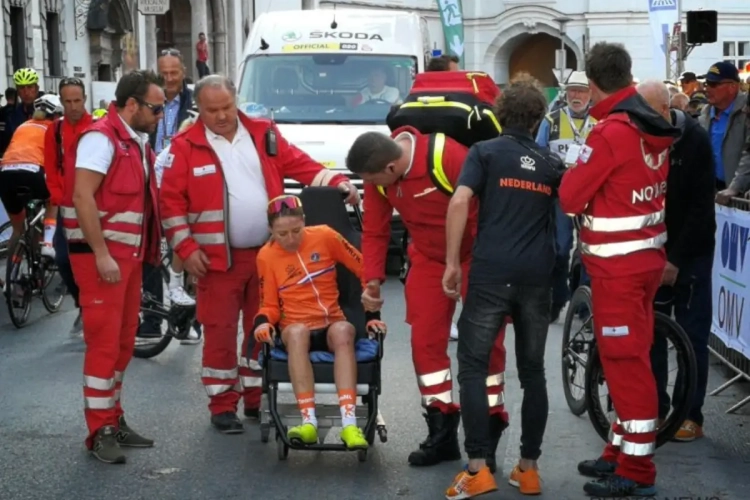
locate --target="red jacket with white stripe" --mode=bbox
[61,103,161,264]
[559,86,680,278]
[160,113,348,271]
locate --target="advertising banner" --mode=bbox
[711,205,750,357]
[646,0,679,80]
[437,0,465,69]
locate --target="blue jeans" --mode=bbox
[457,282,550,460]
[651,255,712,426]
[53,214,79,308]
[552,201,574,307]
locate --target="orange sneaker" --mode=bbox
[508,464,542,495]
[445,466,498,499]
[672,420,704,442]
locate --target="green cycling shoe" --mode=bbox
[340,425,368,450]
[287,423,319,445]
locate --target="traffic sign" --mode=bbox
[552,68,573,85]
[432,49,442,57]
[138,0,169,16]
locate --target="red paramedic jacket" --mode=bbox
[559,86,681,278]
[160,113,349,272]
[362,126,475,285]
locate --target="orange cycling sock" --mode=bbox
[338,388,357,428]
[297,392,317,427]
[43,218,57,245]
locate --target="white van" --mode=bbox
[237,9,430,246]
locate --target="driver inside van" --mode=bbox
[352,66,401,105]
[253,195,387,450]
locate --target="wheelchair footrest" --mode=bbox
[272,402,369,430]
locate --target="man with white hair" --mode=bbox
[536,70,597,322]
[636,79,715,445]
[670,92,690,111]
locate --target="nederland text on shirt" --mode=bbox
[498,178,553,195]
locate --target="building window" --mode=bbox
[46,12,62,77]
[722,41,750,71]
[10,6,26,70]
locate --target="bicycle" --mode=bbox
[133,239,197,359]
[562,284,698,448]
[4,197,66,328]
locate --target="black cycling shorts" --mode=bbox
[275,325,332,352]
[0,168,50,215]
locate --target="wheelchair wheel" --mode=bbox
[357,449,368,462]
[561,286,594,416]
[276,431,289,460]
[585,312,697,448]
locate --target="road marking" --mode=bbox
[502,402,522,476]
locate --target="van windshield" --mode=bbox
[238,53,417,125]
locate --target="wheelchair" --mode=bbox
[252,187,388,462]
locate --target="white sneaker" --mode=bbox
[41,243,56,259]
[450,322,459,341]
[168,286,196,306]
[180,325,201,345]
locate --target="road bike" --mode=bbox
[562,284,698,448]
[4,196,65,328]
[133,239,197,359]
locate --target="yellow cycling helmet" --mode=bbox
[92,108,108,120]
[13,67,39,86]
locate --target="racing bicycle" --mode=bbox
[133,239,197,359]
[4,194,65,328]
[562,284,698,448]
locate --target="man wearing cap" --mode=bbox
[536,70,597,322]
[680,72,701,97]
[698,62,750,203]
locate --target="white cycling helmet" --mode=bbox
[34,94,63,116]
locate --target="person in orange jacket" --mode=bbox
[44,77,93,335]
[60,70,165,464]
[160,75,359,434]
[346,128,509,470]
[559,43,680,498]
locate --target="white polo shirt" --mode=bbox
[75,115,150,178]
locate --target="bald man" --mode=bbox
[670,93,689,111]
[636,79,716,443]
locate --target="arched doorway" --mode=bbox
[156,1,192,64]
[506,33,577,87]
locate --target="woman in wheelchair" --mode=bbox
[253,195,386,450]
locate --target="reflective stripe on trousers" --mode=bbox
[609,417,658,456]
[239,356,262,389]
[202,367,239,397]
[418,369,505,407]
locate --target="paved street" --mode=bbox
[1,280,749,500]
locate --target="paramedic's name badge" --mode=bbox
[578,145,594,163]
[564,144,582,166]
[193,164,216,177]
[164,153,175,168]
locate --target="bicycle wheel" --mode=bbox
[585,312,697,448]
[0,221,11,260]
[561,285,595,416]
[133,263,173,359]
[41,258,66,313]
[5,241,33,328]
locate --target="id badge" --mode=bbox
[564,143,582,167]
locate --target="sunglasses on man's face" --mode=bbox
[268,195,303,215]
[135,97,165,115]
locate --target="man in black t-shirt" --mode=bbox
[443,75,564,499]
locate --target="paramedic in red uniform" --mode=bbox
[345,129,509,469]
[62,70,165,464]
[558,43,680,498]
[160,75,358,434]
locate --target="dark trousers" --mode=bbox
[552,201,574,307]
[196,61,210,78]
[651,255,712,426]
[139,261,164,331]
[457,282,550,460]
[53,214,78,307]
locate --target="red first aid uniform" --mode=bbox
[559,86,675,486]
[44,113,93,205]
[60,104,161,447]
[160,113,348,416]
[362,126,507,420]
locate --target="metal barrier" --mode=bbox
[708,197,750,413]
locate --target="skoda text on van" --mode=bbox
[238,9,431,254]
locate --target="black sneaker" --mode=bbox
[578,457,617,478]
[116,416,154,448]
[211,412,245,434]
[92,426,126,464]
[583,474,656,497]
[244,408,260,420]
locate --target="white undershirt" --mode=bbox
[205,120,269,248]
[75,115,150,178]
[394,131,416,177]
[358,85,401,104]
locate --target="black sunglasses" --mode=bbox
[135,97,165,115]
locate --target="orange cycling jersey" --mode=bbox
[255,225,363,331]
[1,119,49,168]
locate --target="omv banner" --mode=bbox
[711,205,750,356]
[647,0,679,79]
